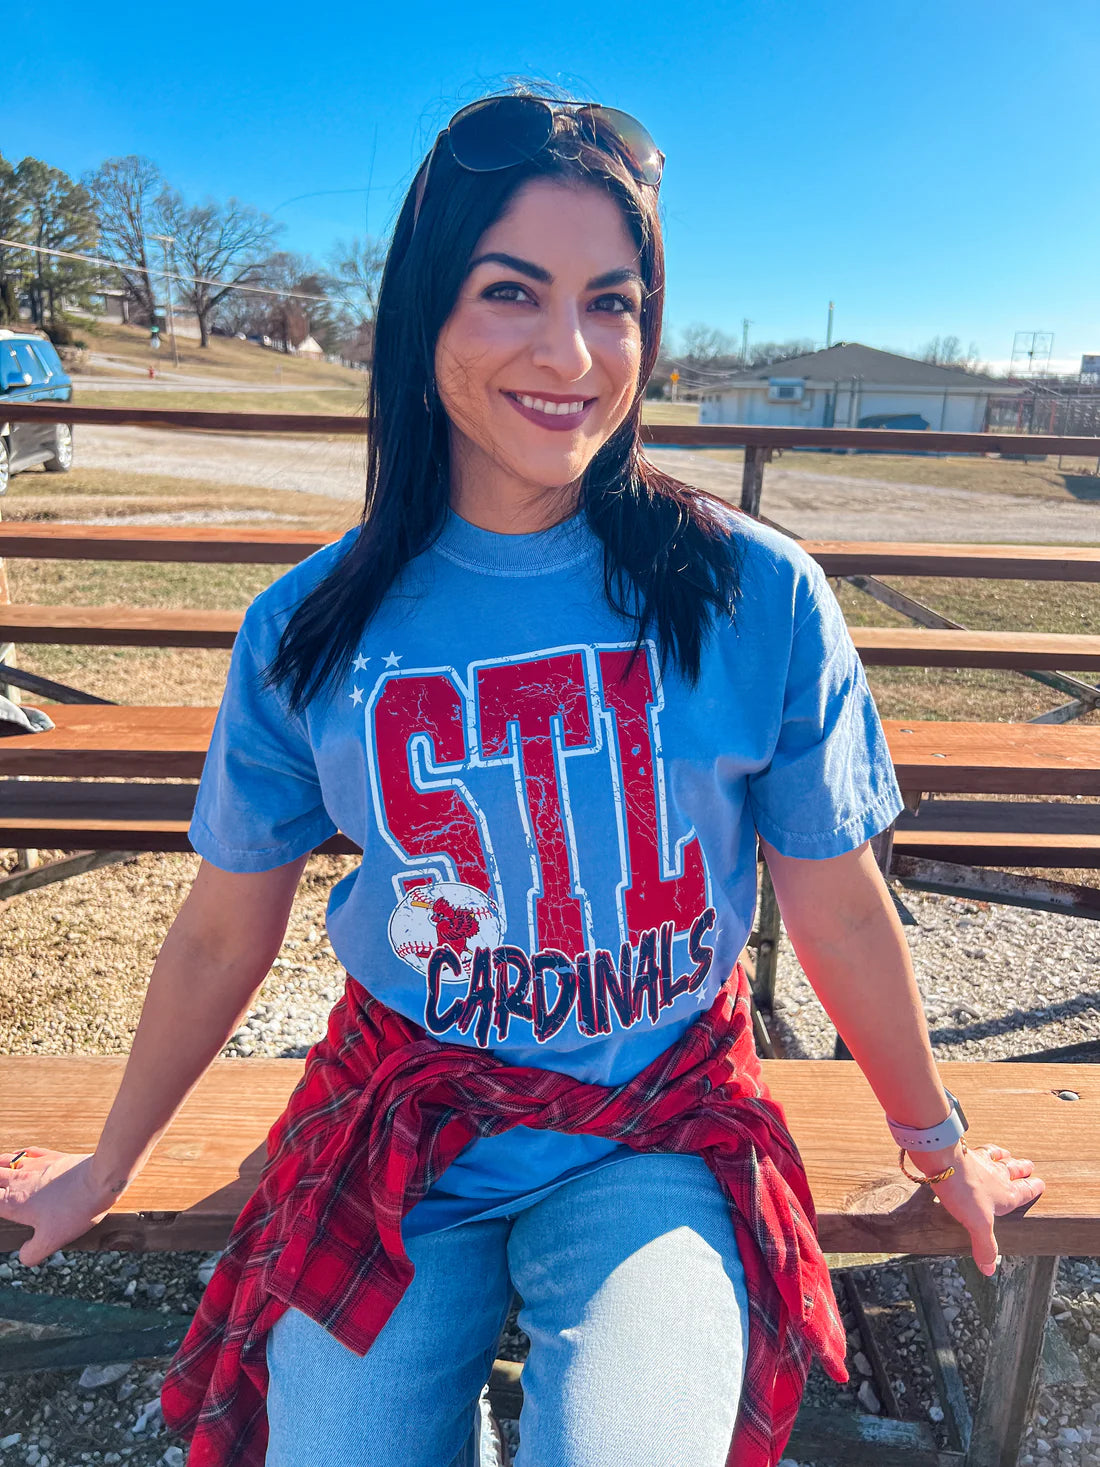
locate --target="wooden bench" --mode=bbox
[0,1054,1094,1465]
[5,603,1100,673]
[0,708,1097,898]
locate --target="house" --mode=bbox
[698,342,1005,433]
[293,334,324,361]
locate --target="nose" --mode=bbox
[528,299,593,382]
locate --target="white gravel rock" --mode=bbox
[77,1362,131,1390]
[857,1380,881,1414]
[130,1398,164,1435]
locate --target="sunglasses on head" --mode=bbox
[410,96,664,238]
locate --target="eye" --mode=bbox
[590,293,638,315]
[481,281,536,304]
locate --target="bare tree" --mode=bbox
[678,321,738,363]
[326,235,387,325]
[922,335,984,371]
[83,156,166,323]
[157,191,283,347]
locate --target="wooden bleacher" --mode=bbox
[2,416,1099,1462]
[0,1053,1094,1466]
[4,602,1100,673]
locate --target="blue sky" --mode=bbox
[6,0,1098,371]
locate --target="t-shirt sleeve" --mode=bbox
[188,605,338,872]
[747,562,905,859]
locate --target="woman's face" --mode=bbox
[434,176,645,509]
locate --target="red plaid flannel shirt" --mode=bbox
[160,962,847,1465]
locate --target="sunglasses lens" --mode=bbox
[447,96,555,171]
[576,106,664,185]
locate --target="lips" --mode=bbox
[502,390,597,433]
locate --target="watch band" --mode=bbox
[886,1088,968,1151]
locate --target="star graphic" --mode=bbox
[352,653,370,672]
[383,651,402,669]
[349,687,364,707]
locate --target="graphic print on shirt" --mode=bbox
[365,641,717,1048]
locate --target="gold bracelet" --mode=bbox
[899,1140,967,1185]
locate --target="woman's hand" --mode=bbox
[918,1142,1045,1275]
[0,1148,122,1267]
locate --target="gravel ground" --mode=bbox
[1,854,1096,1465]
[68,428,1100,542]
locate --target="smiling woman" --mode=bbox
[0,85,1042,1467]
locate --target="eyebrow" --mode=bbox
[466,251,644,291]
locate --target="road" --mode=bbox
[56,426,1100,542]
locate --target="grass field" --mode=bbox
[78,387,368,416]
[73,318,366,388]
[696,446,1100,504]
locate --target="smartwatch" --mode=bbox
[886,1089,968,1151]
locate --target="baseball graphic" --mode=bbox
[388,881,502,977]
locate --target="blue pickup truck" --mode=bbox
[0,329,74,494]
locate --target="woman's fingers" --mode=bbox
[972,1222,1000,1277]
[994,1174,1045,1215]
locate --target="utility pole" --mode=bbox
[826,301,834,348]
[741,318,752,366]
[149,233,180,368]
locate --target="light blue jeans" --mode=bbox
[264,1152,749,1467]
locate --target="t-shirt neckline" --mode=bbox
[431,506,598,578]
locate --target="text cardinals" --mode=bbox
[424,907,717,1047]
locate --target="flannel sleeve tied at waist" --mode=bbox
[160,960,847,1467]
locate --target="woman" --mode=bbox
[0,92,1043,1467]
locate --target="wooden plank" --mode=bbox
[893,830,1100,867]
[0,1324,191,1374]
[787,1408,963,1466]
[893,805,1100,867]
[7,402,1098,457]
[0,779,361,856]
[966,1256,1059,1467]
[0,1060,1095,1255]
[895,801,1100,834]
[0,707,216,778]
[852,629,1100,670]
[884,722,1100,796]
[0,401,365,436]
[2,709,1097,795]
[806,543,1100,583]
[10,610,1100,669]
[905,1261,973,1452]
[0,523,330,565]
[3,522,1100,586]
[0,604,243,649]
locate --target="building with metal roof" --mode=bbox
[698,342,1006,432]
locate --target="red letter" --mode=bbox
[476,653,592,954]
[373,674,490,888]
[598,650,707,943]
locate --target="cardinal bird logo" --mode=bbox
[388,881,503,977]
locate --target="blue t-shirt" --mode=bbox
[189,506,904,1234]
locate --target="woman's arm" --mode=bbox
[88,854,312,1197]
[759,835,1045,1274]
[0,855,310,1265]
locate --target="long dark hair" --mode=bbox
[264,93,745,715]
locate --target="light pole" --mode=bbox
[148,233,180,368]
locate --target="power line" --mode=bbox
[0,237,334,304]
